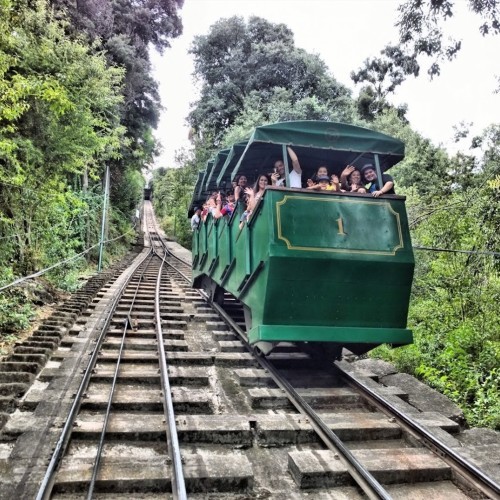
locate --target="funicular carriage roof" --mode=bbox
[188,120,405,214]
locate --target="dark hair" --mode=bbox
[253,174,269,192]
[360,164,375,174]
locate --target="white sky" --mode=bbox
[150,0,500,168]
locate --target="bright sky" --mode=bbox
[151,0,500,168]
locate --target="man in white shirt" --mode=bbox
[271,146,302,188]
[190,207,201,231]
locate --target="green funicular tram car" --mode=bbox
[189,121,414,358]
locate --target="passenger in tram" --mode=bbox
[340,165,367,193]
[306,175,336,191]
[306,165,328,186]
[214,192,236,219]
[201,195,217,222]
[306,166,341,191]
[234,175,249,204]
[200,203,208,221]
[360,164,395,197]
[207,196,218,216]
[247,174,269,210]
[271,146,302,188]
[330,174,341,191]
[238,197,253,230]
[190,207,201,231]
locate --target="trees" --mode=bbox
[47,0,184,199]
[152,157,198,248]
[189,16,352,143]
[396,0,499,78]
[372,124,500,429]
[0,0,184,342]
[352,1,500,104]
[0,0,126,273]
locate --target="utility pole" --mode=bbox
[98,166,110,272]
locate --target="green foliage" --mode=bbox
[110,167,145,215]
[0,288,33,333]
[370,110,452,199]
[48,0,183,166]
[189,16,352,143]
[0,0,126,181]
[352,1,500,94]
[371,130,500,428]
[222,88,356,147]
[0,0,183,343]
[153,162,196,248]
[155,12,500,431]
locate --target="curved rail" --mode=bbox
[151,230,392,499]
[206,296,392,500]
[148,204,500,500]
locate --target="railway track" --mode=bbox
[0,201,498,499]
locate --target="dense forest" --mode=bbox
[1,0,499,429]
[0,0,183,319]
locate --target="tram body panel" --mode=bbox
[192,187,413,348]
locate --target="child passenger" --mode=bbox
[239,198,252,230]
[306,166,341,191]
[214,192,235,219]
[307,175,335,190]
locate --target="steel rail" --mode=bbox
[86,253,155,499]
[206,297,392,500]
[336,364,500,500]
[163,233,500,500]
[35,248,154,500]
[146,205,187,498]
[144,208,190,497]
[153,246,187,499]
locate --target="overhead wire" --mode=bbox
[0,228,135,293]
[413,246,499,257]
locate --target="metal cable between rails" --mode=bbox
[35,248,154,500]
[86,253,156,499]
[151,235,391,497]
[148,220,390,498]
[150,203,499,499]
[151,235,500,500]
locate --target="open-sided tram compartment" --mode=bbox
[192,187,413,347]
[191,121,414,350]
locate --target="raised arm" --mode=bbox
[287,146,301,174]
[244,187,257,211]
[340,165,354,181]
[213,194,223,218]
[340,165,354,190]
[234,185,243,202]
